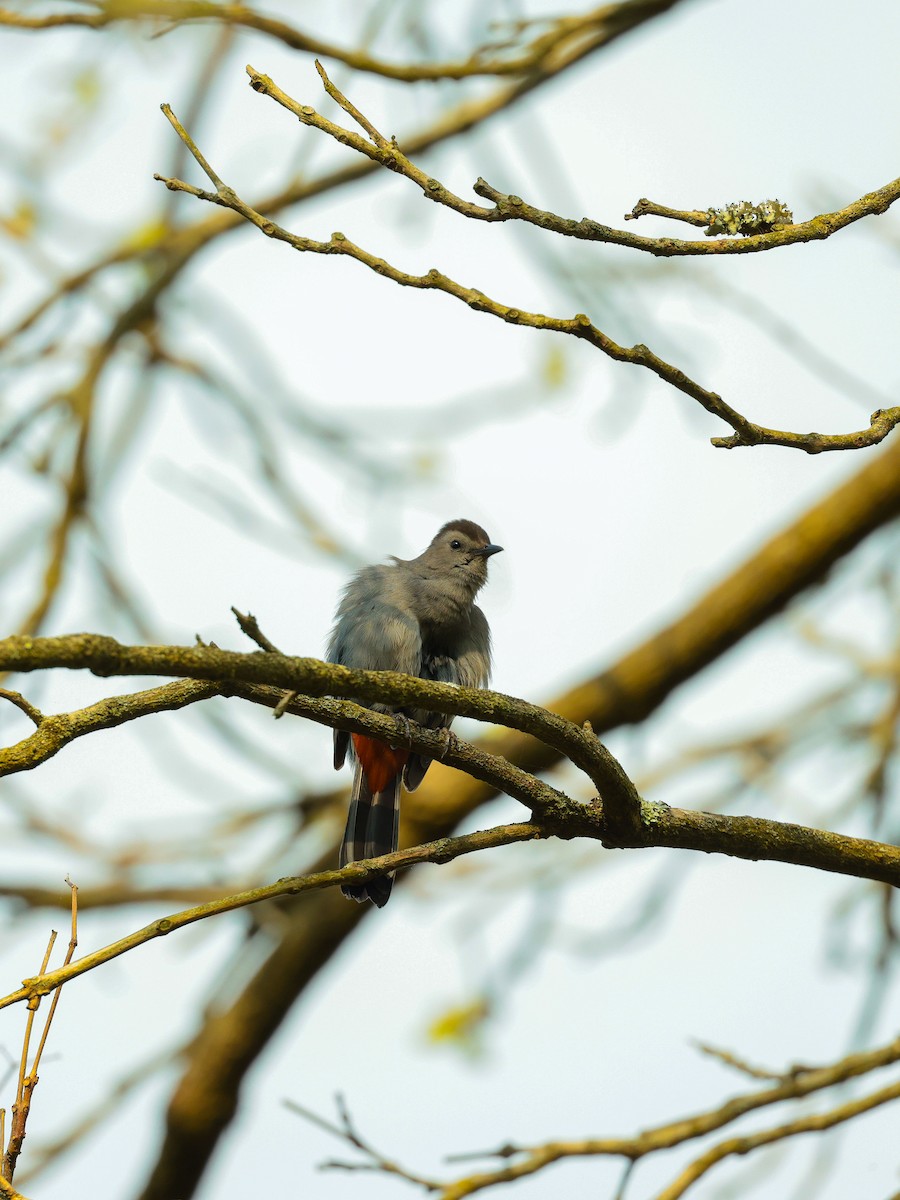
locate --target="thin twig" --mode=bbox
[285,1094,440,1190]
[693,1041,789,1083]
[2,932,57,1181]
[230,607,298,716]
[30,880,78,1079]
[0,693,42,728]
[0,822,544,1015]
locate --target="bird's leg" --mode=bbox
[434,727,460,761]
[391,713,413,750]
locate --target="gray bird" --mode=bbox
[327,519,502,907]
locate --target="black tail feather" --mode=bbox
[340,766,401,908]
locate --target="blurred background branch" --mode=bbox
[0,2,899,1198]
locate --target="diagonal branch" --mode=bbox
[431,1031,900,1198]
[0,29,642,359]
[154,153,760,448]
[285,1031,900,1199]
[653,1077,900,1200]
[154,91,900,453]
[0,822,542,1014]
[0,680,223,777]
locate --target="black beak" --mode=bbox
[475,543,503,558]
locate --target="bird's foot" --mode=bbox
[435,727,460,761]
[391,713,413,750]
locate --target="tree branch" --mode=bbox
[3,635,900,889]
[249,62,900,260]
[654,1077,900,1200]
[289,1030,900,1199]
[154,81,900,453]
[0,680,223,777]
[0,823,542,1015]
[0,633,640,829]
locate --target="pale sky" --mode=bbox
[1,2,899,1197]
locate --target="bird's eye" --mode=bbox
[450,539,461,550]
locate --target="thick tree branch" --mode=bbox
[0,634,640,829]
[0,680,223,777]
[3,637,900,889]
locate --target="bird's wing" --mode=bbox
[404,605,492,791]
[454,604,493,689]
[326,565,422,769]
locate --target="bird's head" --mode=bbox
[419,519,503,592]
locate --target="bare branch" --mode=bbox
[0,823,542,1015]
[285,1094,440,1190]
[0,680,224,777]
[155,159,761,448]
[277,1027,900,1200]
[431,1032,900,1198]
[0,1174,31,1199]
[654,1077,900,1200]
[154,83,900,453]
[3,635,900,888]
[0,632,640,828]
[693,1041,791,1083]
[0,692,42,728]
[709,406,900,453]
[247,62,899,261]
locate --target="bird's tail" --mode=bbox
[340,759,402,908]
